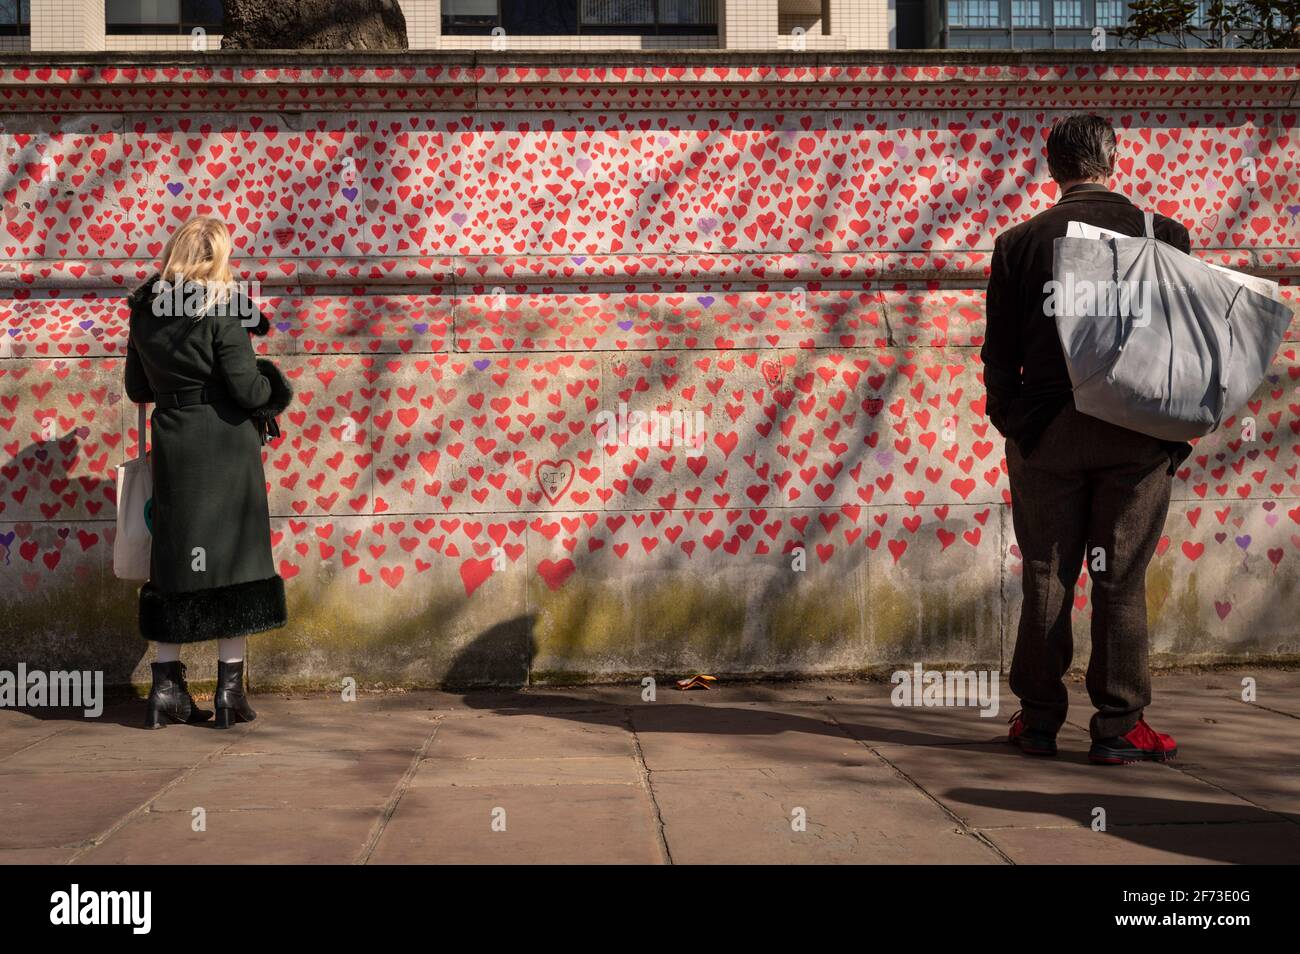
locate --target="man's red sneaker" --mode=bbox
[1089,718,1178,764]
[1008,709,1058,756]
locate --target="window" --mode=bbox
[1011,0,1042,26]
[948,1,1003,28]
[582,0,715,31]
[947,0,1147,46]
[582,0,657,26]
[1,0,29,37]
[105,0,223,35]
[442,0,501,32]
[1095,0,1126,27]
[442,0,717,35]
[1052,0,1083,26]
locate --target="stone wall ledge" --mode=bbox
[0,52,1296,111]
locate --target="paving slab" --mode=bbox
[0,711,233,773]
[985,822,1300,865]
[426,709,634,760]
[0,769,180,850]
[369,779,663,864]
[1125,669,1300,714]
[1065,686,1300,820]
[452,688,616,712]
[585,680,880,707]
[415,756,642,787]
[217,698,439,755]
[76,808,379,865]
[0,714,68,762]
[151,748,418,812]
[0,848,78,865]
[825,698,1061,748]
[651,765,1004,865]
[630,703,869,771]
[876,742,1268,830]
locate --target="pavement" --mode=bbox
[2,669,1298,865]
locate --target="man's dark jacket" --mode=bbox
[981,183,1193,473]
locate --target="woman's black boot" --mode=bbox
[145,661,212,729]
[214,660,257,729]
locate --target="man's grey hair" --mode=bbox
[1046,114,1117,184]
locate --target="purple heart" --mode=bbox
[451,213,467,226]
[617,320,634,331]
[166,182,184,196]
[473,359,490,371]
[276,321,291,332]
[1287,205,1300,216]
[572,257,586,265]
[78,319,94,330]
[698,296,715,307]
[1235,535,1251,550]
[697,217,718,234]
[342,187,358,202]
[0,531,14,548]
[412,323,428,334]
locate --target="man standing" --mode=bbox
[982,114,1189,764]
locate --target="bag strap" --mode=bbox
[1110,239,1125,347]
[1142,210,1154,238]
[136,404,148,462]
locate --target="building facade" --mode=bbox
[917,0,1263,49]
[1,0,896,52]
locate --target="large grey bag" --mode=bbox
[1052,211,1291,442]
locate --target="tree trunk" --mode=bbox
[221,0,409,50]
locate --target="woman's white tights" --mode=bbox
[155,637,246,664]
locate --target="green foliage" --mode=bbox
[1118,0,1300,48]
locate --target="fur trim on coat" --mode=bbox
[140,575,287,644]
[127,273,161,311]
[251,359,293,420]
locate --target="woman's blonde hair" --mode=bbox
[158,216,234,316]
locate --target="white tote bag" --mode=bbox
[1054,214,1290,441]
[114,404,153,581]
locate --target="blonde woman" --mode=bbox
[125,217,292,729]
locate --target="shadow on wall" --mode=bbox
[441,614,536,690]
[0,430,148,685]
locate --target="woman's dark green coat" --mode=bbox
[124,277,292,643]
